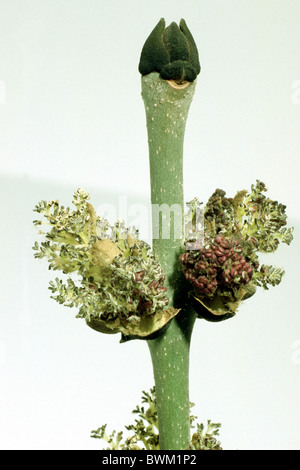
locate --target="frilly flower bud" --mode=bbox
[182,181,293,321]
[33,189,179,341]
[139,18,200,84]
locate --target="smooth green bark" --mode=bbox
[141,73,197,449]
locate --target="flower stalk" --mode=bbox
[141,72,198,449]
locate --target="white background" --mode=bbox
[0,0,299,450]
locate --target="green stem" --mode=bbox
[141,72,197,449]
[148,309,197,450]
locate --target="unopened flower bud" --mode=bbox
[139,18,200,84]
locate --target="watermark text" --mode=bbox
[96,197,204,246]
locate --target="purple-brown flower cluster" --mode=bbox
[180,234,255,298]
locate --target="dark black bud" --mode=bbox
[139,18,200,84]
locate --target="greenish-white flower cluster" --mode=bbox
[33,189,177,339]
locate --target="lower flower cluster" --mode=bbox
[91,387,222,451]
